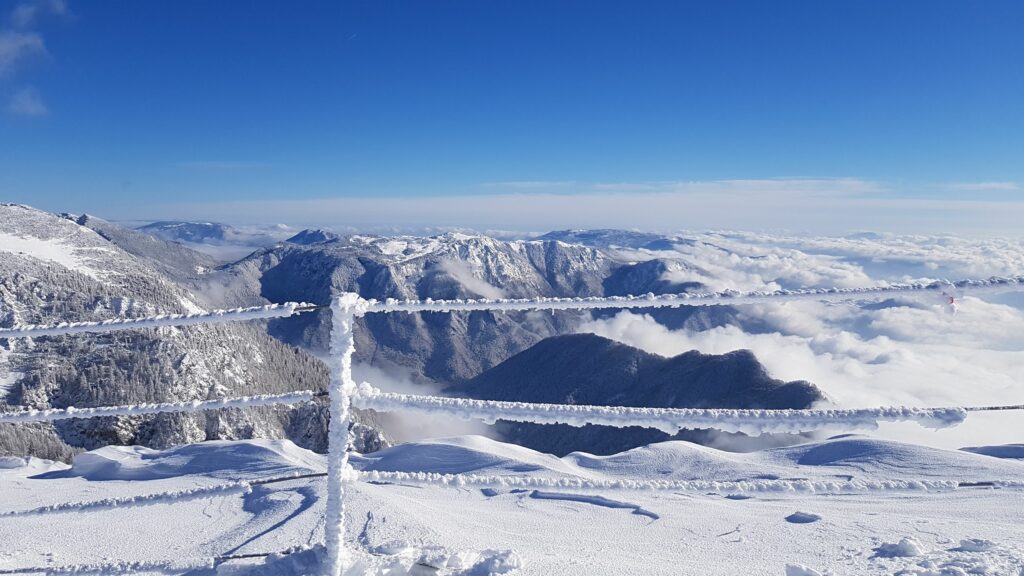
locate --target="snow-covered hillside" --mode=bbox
[3,208,1024,575]
[207,231,614,385]
[0,205,343,460]
[1,435,1022,575]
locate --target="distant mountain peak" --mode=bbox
[538,229,677,250]
[454,332,823,455]
[286,229,339,245]
[137,221,234,244]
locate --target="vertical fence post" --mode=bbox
[325,293,364,576]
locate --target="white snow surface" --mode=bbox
[0,345,23,397]
[0,231,113,282]
[2,435,1023,575]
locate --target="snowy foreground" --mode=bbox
[1,436,1023,576]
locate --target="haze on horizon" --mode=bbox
[1,1,1022,234]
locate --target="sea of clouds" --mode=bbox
[580,232,1024,450]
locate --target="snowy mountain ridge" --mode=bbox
[0,205,340,460]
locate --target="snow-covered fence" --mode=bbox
[3,276,1024,575]
[350,383,969,435]
[0,389,322,424]
[0,302,317,339]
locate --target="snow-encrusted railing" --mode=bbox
[0,390,322,424]
[361,275,1024,314]
[0,302,317,338]
[4,278,1024,576]
[356,470,1024,494]
[3,274,1022,339]
[349,384,969,435]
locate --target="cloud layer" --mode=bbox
[576,233,1024,449]
[125,179,1024,236]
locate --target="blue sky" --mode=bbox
[1,0,1023,232]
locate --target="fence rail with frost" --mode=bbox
[2,276,1024,575]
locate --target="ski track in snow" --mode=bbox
[527,491,660,520]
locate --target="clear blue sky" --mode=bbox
[1,0,1023,230]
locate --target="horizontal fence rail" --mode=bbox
[0,302,316,338]
[3,382,1022,431]
[3,278,1024,576]
[3,275,1022,339]
[0,390,323,424]
[362,275,1024,315]
[358,470,1024,494]
[351,384,974,435]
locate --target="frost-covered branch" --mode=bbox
[357,470,1024,494]
[0,302,315,339]
[361,275,1024,315]
[351,384,969,435]
[0,390,320,424]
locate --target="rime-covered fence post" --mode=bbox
[325,293,366,576]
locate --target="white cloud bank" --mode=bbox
[575,233,1024,449]
[123,179,1024,236]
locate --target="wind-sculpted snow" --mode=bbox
[3,437,1024,574]
[360,275,1024,315]
[358,469,1024,494]
[0,302,312,338]
[351,384,968,435]
[0,390,320,424]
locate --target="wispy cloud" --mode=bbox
[590,178,884,197]
[947,181,1020,192]
[7,84,45,116]
[0,30,45,76]
[9,0,67,29]
[1,1,67,115]
[176,161,269,170]
[483,178,885,197]
[481,180,578,189]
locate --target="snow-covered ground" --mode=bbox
[1,436,1022,575]
[0,345,23,398]
[0,231,115,282]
